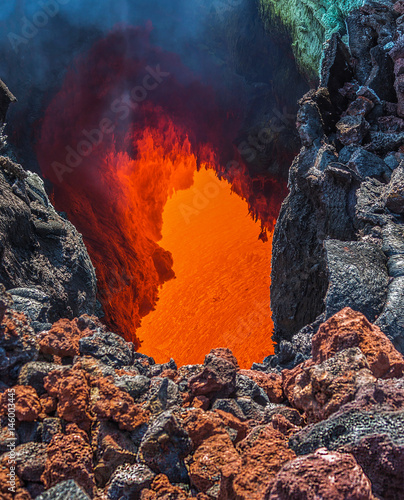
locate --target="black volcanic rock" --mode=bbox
[35,480,91,500]
[79,331,134,368]
[0,157,97,323]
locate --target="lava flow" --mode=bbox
[36,26,283,364]
[138,167,274,367]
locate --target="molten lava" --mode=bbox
[138,167,274,368]
[36,26,285,361]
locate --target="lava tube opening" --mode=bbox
[137,167,274,368]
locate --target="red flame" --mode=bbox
[36,26,285,360]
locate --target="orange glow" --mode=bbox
[138,168,274,368]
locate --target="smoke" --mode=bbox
[0,0,308,172]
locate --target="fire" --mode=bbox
[36,26,284,362]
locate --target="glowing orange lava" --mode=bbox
[138,168,274,368]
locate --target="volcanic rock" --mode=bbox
[13,441,47,482]
[0,385,41,422]
[239,370,284,403]
[35,479,91,500]
[143,377,182,414]
[312,308,404,378]
[189,353,237,400]
[41,417,62,444]
[140,474,191,500]
[0,163,97,322]
[0,307,38,384]
[269,448,375,500]
[220,425,296,500]
[114,374,151,400]
[17,361,57,395]
[93,421,138,487]
[138,410,192,484]
[336,115,370,145]
[44,367,93,429]
[385,161,404,213]
[41,433,96,497]
[79,330,134,368]
[106,463,156,500]
[234,374,269,406]
[91,376,149,432]
[283,347,376,422]
[38,318,94,359]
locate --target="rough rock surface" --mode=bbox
[269,448,375,500]
[271,2,404,356]
[0,158,97,323]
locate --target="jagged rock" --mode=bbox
[341,434,404,500]
[312,308,404,379]
[17,361,56,395]
[38,317,95,360]
[93,421,138,487]
[269,448,375,500]
[238,370,284,403]
[13,441,47,483]
[91,376,149,432]
[41,433,96,497]
[385,161,404,213]
[336,115,370,145]
[283,348,376,422]
[150,359,177,378]
[290,409,404,499]
[0,385,41,422]
[106,463,156,500]
[0,164,97,323]
[44,368,93,429]
[347,148,391,179]
[41,418,62,444]
[234,374,269,406]
[375,276,404,351]
[0,307,38,384]
[35,480,90,500]
[189,353,237,400]
[220,425,296,500]
[8,287,52,332]
[115,374,151,400]
[140,474,192,500]
[0,80,16,125]
[144,377,182,414]
[79,330,134,368]
[188,431,241,498]
[138,410,192,484]
[324,241,389,322]
[211,399,247,421]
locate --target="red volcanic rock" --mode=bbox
[343,96,374,117]
[0,385,41,422]
[140,474,205,499]
[182,408,227,449]
[206,348,239,369]
[91,377,149,431]
[182,408,247,451]
[40,394,57,414]
[312,308,404,379]
[0,460,31,500]
[38,317,93,358]
[159,369,177,380]
[44,368,93,429]
[283,348,376,422]
[270,414,300,438]
[188,432,241,496]
[269,448,375,500]
[41,433,96,497]
[342,434,404,500]
[214,410,248,444]
[340,377,404,413]
[189,355,237,399]
[220,425,296,499]
[394,0,404,15]
[239,370,284,403]
[192,395,210,410]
